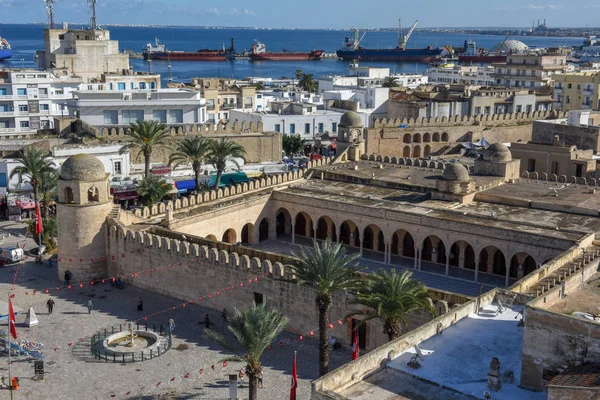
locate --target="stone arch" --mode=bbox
[441,132,449,142]
[423,132,431,142]
[241,223,254,245]
[403,146,411,158]
[403,133,411,144]
[511,252,537,278]
[363,224,385,252]
[315,215,336,242]
[87,186,99,203]
[275,207,292,237]
[222,228,237,244]
[64,187,74,204]
[424,145,431,158]
[413,145,421,158]
[258,217,270,242]
[413,133,421,143]
[449,241,476,269]
[479,246,506,277]
[206,234,217,241]
[339,220,360,247]
[369,154,376,161]
[294,211,313,238]
[432,132,440,142]
[422,235,446,264]
[391,229,415,258]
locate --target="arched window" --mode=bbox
[88,187,99,202]
[64,187,74,203]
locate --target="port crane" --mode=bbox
[347,28,368,50]
[495,32,510,56]
[44,0,56,29]
[398,20,418,49]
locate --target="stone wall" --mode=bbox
[548,386,600,400]
[520,256,600,391]
[532,120,600,153]
[105,221,464,352]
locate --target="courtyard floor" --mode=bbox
[0,221,351,400]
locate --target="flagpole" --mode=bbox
[7,295,12,399]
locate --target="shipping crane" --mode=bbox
[45,0,56,29]
[398,20,418,49]
[496,32,510,56]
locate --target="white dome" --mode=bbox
[493,40,529,54]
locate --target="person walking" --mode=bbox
[204,314,210,329]
[46,298,55,315]
[87,299,93,314]
[221,308,228,323]
[238,368,245,387]
[257,369,264,388]
[137,300,143,312]
[168,317,175,334]
[63,270,72,288]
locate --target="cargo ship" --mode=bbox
[457,39,507,64]
[336,20,442,63]
[142,38,226,61]
[249,41,324,61]
[0,37,12,61]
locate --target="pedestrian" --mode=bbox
[168,317,175,334]
[46,298,55,315]
[258,369,264,388]
[238,368,245,387]
[87,299,93,314]
[221,308,228,323]
[63,270,72,287]
[204,314,210,329]
[137,300,143,312]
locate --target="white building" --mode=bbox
[388,74,429,89]
[493,54,568,89]
[67,88,207,127]
[0,69,81,135]
[425,64,495,86]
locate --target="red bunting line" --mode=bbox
[108,307,370,398]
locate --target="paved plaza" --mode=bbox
[0,222,352,399]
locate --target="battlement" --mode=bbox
[373,111,569,129]
[93,121,266,138]
[117,156,334,223]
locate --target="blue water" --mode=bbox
[0,23,586,84]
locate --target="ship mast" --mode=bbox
[45,0,57,29]
[88,0,98,30]
[398,19,402,48]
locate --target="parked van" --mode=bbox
[0,247,24,264]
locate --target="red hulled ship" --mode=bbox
[249,41,324,61]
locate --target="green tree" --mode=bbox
[207,138,246,189]
[248,82,264,90]
[9,147,56,214]
[291,240,365,376]
[39,170,58,218]
[350,269,433,341]
[205,303,288,400]
[298,73,317,93]
[295,69,303,80]
[382,76,400,88]
[27,217,57,252]
[136,175,172,206]
[282,134,306,157]
[169,136,210,192]
[120,120,170,178]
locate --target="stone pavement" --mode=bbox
[0,222,352,400]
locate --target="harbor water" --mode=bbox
[0,23,585,85]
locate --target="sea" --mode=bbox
[0,23,587,85]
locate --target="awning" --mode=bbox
[330,143,337,150]
[114,192,139,201]
[18,201,35,210]
[175,180,196,191]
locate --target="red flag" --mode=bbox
[9,298,17,339]
[222,361,227,368]
[35,204,43,235]
[290,352,298,400]
[352,330,359,361]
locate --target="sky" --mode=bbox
[0,0,599,29]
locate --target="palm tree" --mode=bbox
[169,136,210,192]
[120,120,170,178]
[39,170,58,218]
[295,69,304,80]
[298,73,317,93]
[207,138,246,189]
[136,175,172,206]
[291,240,365,376]
[382,76,399,88]
[9,147,56,213]
[282,134,306,157]
[205,303,288,400]
[349,269,433,342]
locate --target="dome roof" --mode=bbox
[339,111,363,128]
[484,143,512,162]
[443,163,470,182]
[493,39,529,54]
[60,154,107,181]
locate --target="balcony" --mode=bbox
[206,105,215,111]
[221,103,237,110]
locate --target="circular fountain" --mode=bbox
[94,322,169,362]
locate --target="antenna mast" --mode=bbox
[88,0,98,30]
[45,0,57,29]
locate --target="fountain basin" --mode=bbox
[100,330,162,357]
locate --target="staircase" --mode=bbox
[108,204,121,222]
[525,246,600,297]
